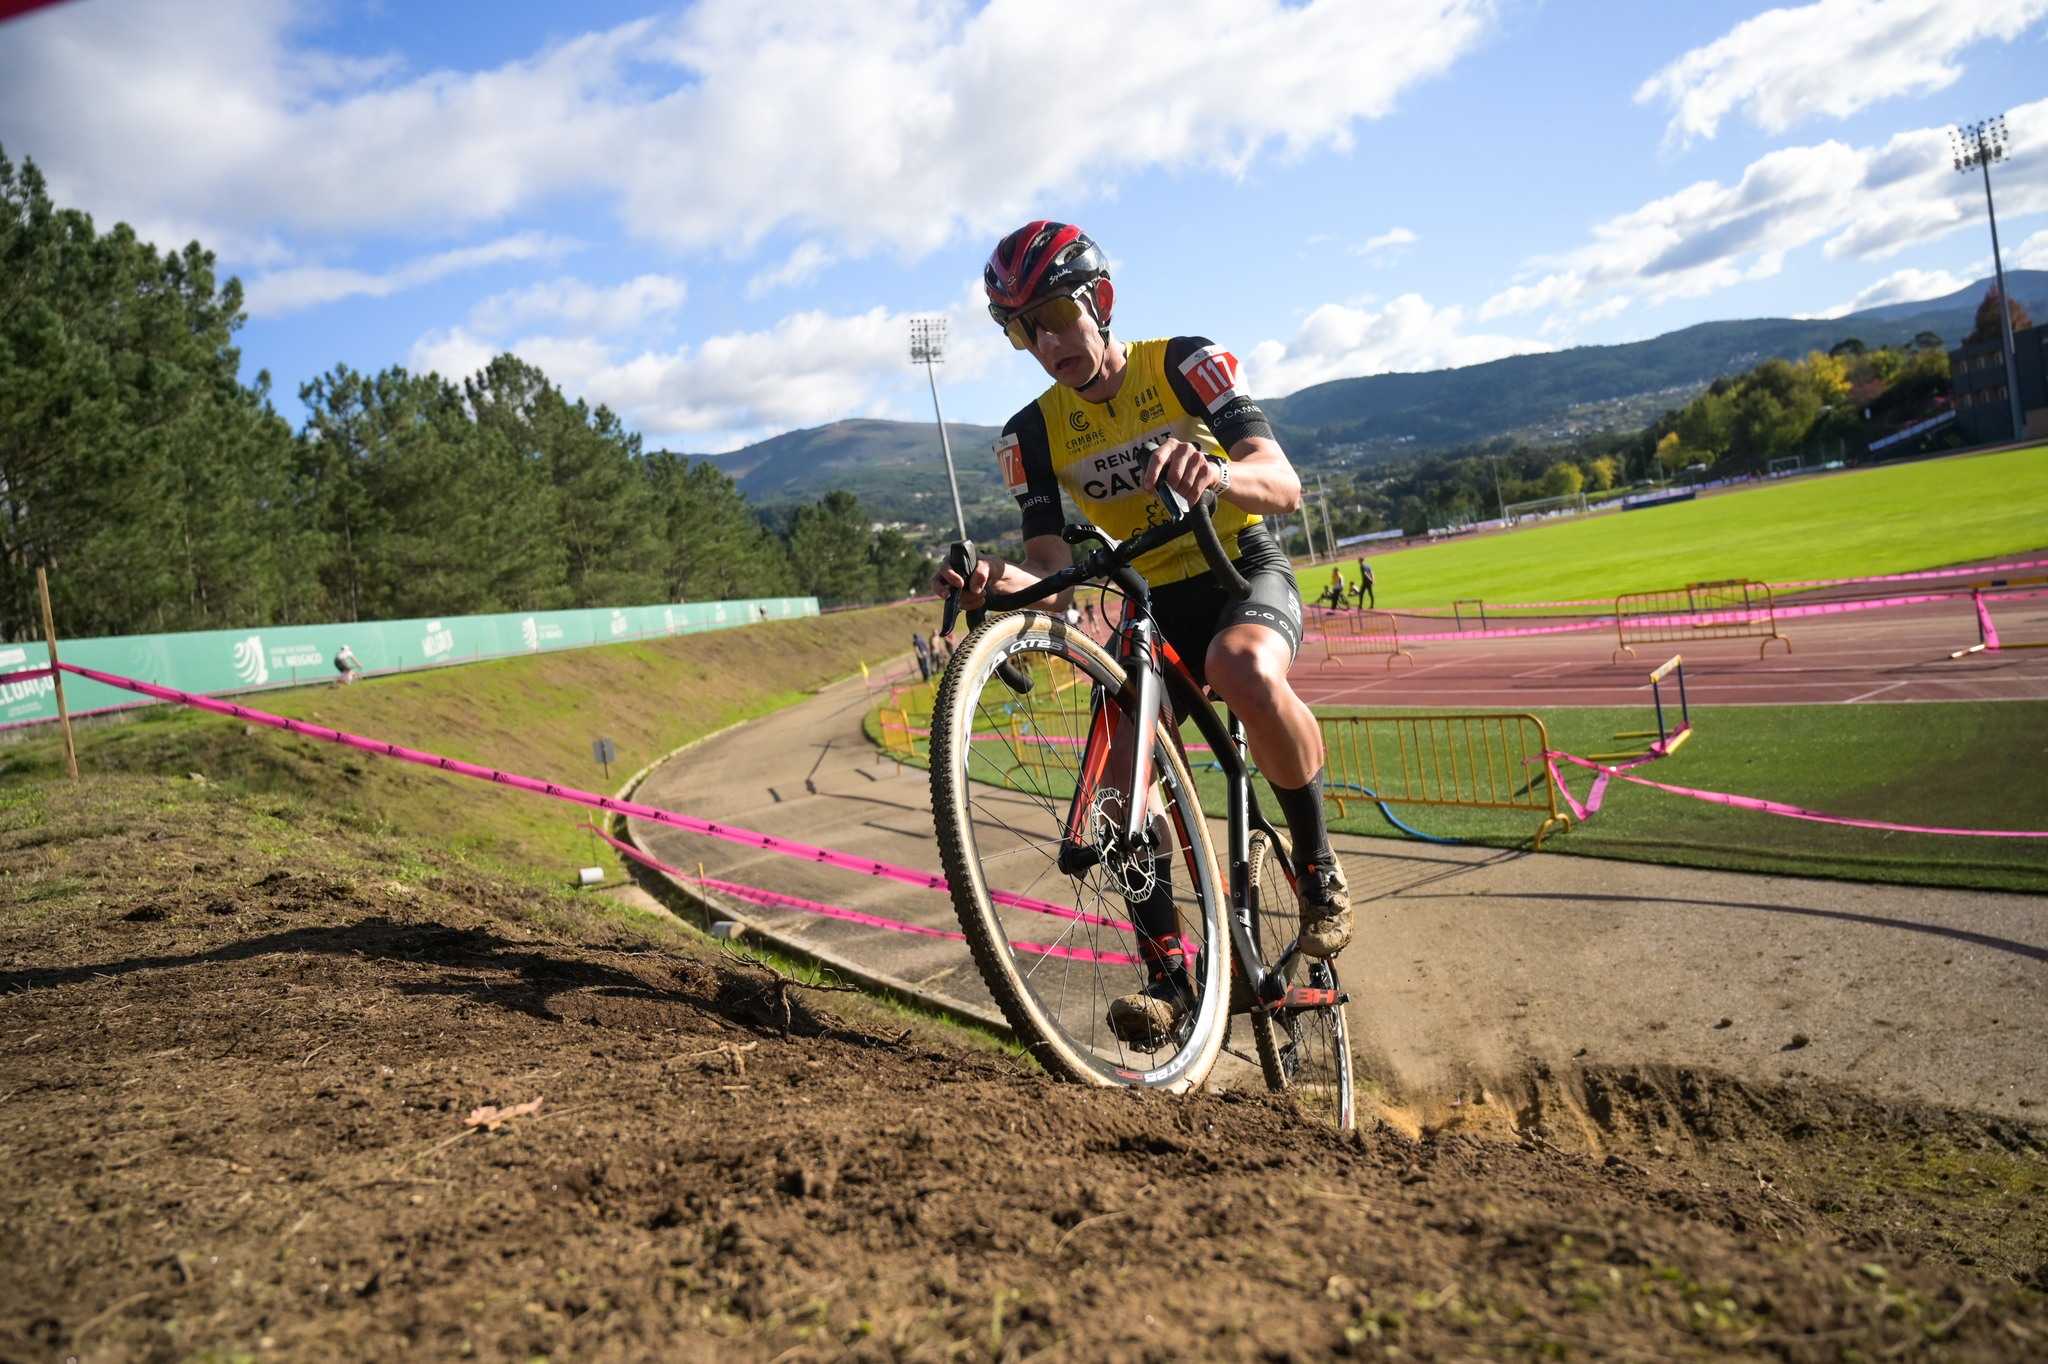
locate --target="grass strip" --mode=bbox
[872,686,2048,892]
[1307,700,2048,893]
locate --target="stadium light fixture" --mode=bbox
[1951,115,2025,443]
[909,316,969,543]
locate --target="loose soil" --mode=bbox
[4,777,2045,1360]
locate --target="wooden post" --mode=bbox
[36,566,79,781]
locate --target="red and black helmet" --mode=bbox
[984,220,1109,323]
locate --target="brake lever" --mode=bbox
[938,538,978,639]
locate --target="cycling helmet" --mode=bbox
[984,220,1110,326]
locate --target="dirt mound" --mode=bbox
[3,776,2045,1359]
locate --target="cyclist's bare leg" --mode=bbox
[1203,624,1320,784]
[1204,623,1352,959]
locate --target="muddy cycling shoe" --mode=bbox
[1296,858,1353,960]
[1107,970,1194,1048]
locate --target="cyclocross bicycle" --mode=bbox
[929,480,1354,1128]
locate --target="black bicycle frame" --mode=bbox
[1064,588,1327,1013]
[953,495,1336,1015]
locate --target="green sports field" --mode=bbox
[1309,701,2048,894]
[1322,443,2048,607]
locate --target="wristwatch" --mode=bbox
[1208,456,1232,498]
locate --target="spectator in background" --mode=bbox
[333,643,361,686]
[1320,567,1347,611]
[1354,560,1374,610]
[912,632,933,681]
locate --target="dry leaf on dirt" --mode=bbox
[463,1097,544,1131]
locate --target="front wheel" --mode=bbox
[1248,829,1357,1131]
[929,610,1230,1092]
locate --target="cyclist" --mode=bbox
[934,220,1351,1046]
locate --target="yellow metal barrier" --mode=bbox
[875,706,918,761]
[1319,610,1416,670]
[1614,578,1788,663]
[1318,712,1570,849]
[1588,654,1693,762]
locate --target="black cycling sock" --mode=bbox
[1270,770,1335,873]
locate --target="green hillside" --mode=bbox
[1266,269,2047,452]
[698,417,1004,513]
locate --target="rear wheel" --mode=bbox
[1247,829,1356,1130]
[929,610,1230,1092]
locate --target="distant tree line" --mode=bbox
[0,149,928,642]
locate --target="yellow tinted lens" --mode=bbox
[1035,294,1083,332]
[1002,291,1085,349]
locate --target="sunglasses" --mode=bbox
[992,287,1088,350]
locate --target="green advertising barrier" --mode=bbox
[0,596,818,729]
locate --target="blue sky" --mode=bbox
[3,0,2046,454]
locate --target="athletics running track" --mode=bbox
[1293,588,2048,709]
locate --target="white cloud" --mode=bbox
[407,326,504,387]
[1807,267,1972,319]
[1636,0,2048,147]
[2015,229,2048,269]
[0,0,1496,261]
[467,274,687,335]
[411,279,1002,451]
[1350,227,1418,258]
[1244,294,1553,397]
[1480,98,2048,322]
[1480,272,1585,320]
[244,232,577,316]
[1576,296,1632,325]
[746,241,837,298]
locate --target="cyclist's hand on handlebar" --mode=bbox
[1142,436,1224,507]
[932,543,1002,611]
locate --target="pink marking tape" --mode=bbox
[1397,558,2048,617]
[1543,748,2048,838]
[56,661,1131,936]
[586,823,1139,966]
[0,666,55,686]
[1312,584,2048,649]
[1975,590,2003,651]
[1771,556,2048,591]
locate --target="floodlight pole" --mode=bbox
[1488,451,1507,523]
[909,317,969,543]
[1953,116,2026,444]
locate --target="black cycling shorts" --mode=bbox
[1146,521,1302,687]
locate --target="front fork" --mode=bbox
[1057,615,1165,877]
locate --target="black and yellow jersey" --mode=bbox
[994,336,1276,587]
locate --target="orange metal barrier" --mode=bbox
[1613,579,1788,663]
[1319,611,1416,670]
[1318,711,1570,849]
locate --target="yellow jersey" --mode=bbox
[994,336,1273,587]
